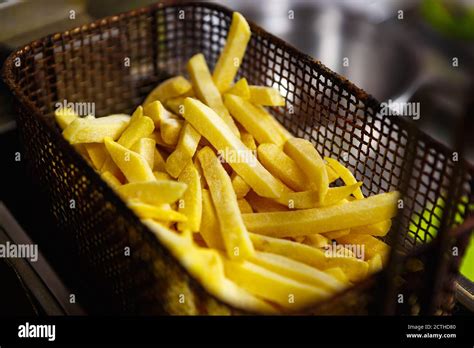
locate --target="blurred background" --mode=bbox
[0,0,473,314]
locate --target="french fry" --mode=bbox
[160,118,184,146]
[187,53,240,136]
[55,107,78,130]
[148,131,175,151]
[143,100,176,127]
[326,165,340,183]
[226,78,250,99]
[275,183,363,209]
[165,96,186,116]
[303,234,329,248]
[242,191,399,237]
[198,147,254,259]
[250,251,345,292]
[224,94,284,146]
[117,180,187,205]
[237,198,253,214]
[249,233,369,282]
[200,189,225,250]
[246,190,288,212]
[240,131,257,150]
[84,143,108,170]
[100,171,122,190]
[177,161,202,232]
[183,98,288,198]
[144,220,277,314]
[324,267,350,284]
[284,138,328,203]
[165,122,201,178]
[128,202,187,222]
[144,76,192,105]
[117,107,154,148]
[249,86,285,106]
[351,220,392,237]
[131,137,155,169]
[63,114,130,144]
[323,229,351,239]
[336,234,390,264]
[153,148,166,172]
[104,137,155,183]
[325,157,364,200]
[212,12,251,92]
[258,143,307,191]
[368,254,383,273]
[231,173,250,198]
[153,171,172,181]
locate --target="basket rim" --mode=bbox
[1,0,473,315]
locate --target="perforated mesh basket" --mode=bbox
[3,1,474,315]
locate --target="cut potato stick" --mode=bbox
[63,114,130,144]
[275,183,363,209]
[237,198,253,214]
[249,233,369,282]
[117,108,154,148]
[128,202,187,222]
[143,100,177,127]
[284,138,328,203]
[165,122,201,178]
[326,165,340,183]
[144,76,192,105]
[231,173,251,198]
[55,107,78,130]
[131,137,155,169]
[226,78,250,99]
[183,98,288,198]
[153,171,172,181]
[101,171,122,190]
[249,86,285,106]
[368,254,383,273]
[200,189,225,249]
[187,53,240,136]
[222,257,331,310]
[246,190,288,213]
[255,106,293,142]
[351,220,392,237]
[165,96,186,116]
[160,118,184,146]
[104,137,155,183]
[303,234,329,248]
[240,131,257,150]
[258,143,307,191]
[177,161,202,232]
[84,143,108,170]
[212,12,251,92]
[251,251,345,292]
[243,191,399,237]
[323,229,351,240]
[117,180,187,205]
[224,94,284,146]
[198,147,254,259]
[325,267,350,284]
[143,220,277,314]
[336,234,390,264]
[325,157,364,200]
[153,148,166,172]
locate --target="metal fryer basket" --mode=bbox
[3,1,473,315]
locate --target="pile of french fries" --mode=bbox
[55,12,399,314]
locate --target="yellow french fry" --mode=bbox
[165,122,201,178]
[117,107,155,148]
[222,257,331,310]
[275,183,363,209]
[224,94,284,146]
[144,76,192,105]
[368,254,383,273]
[187,53,240,137]
[246,190,288,213]
[324,267,350,284]
[131,137,155,169]
[143,220,277,314]
[303,234,329,248]
[255,105,293,142]
[212,12,251,92]
[153,148,166,172]
[148,131,175,151]
[177,161,202,232]
[258,143,307,191]
[336,234,390,264]
[100,171,123,191]
[327,165,340,183]
[143,100,177,127]
[182,98,288,198]
[323,229,351,239]
[242,191,399,237]
[237,198,253,214]
[240,131,257,150]
[284,138,328,203]
[200,189,225,250]
[351,220,392,237]
[84,143,108,170]
[160,118,184,146]
[249,233,369,282]
[231,173,250,198]
[117,180,187,205]
[325,157,364,200]
[249,86,285,106]
[197,146,254,259]
[63,114,130,144]
[226,78,250,99]
[165,96,186,116]
[104,137,155,183]
[251,251,345,292]
[128,202,187,222]
[55,107,78,130]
